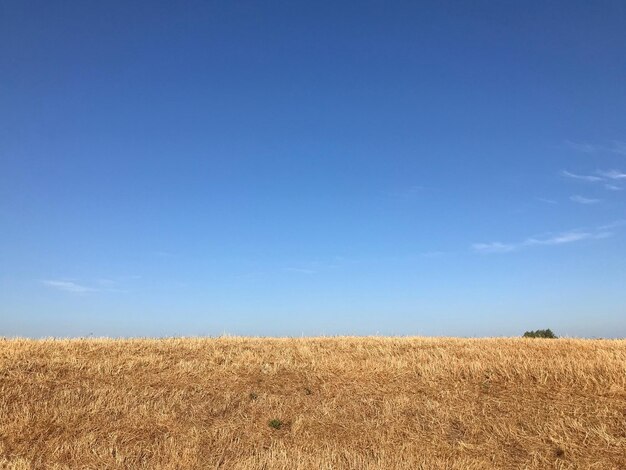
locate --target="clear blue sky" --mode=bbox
[1,1,625,338]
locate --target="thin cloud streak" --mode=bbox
[570,195,601,204]
[560,170,603,182]
[564,140,626,156]
[472,242,516,254]
[42,280,96,294]
[42,277,133,294]
[564,141,600,153]
[473,224,616,255]
[609,141,626,156]
[597,169,626,180]
[561,168,626,192]
[598,220,626,230]
[535,197,558,205]
[524,232,601,246]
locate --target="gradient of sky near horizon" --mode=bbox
[1,1,625,338]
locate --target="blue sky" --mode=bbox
[1,1,625,337]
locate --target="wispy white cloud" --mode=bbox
[564,140,599,154]
[597,169,626,180]
[472,242,516,254]
[42,280,96,294]
[609,141,626,156]
[473,224,617,255]
[535,197,558,205]
[524,231,603,246]
[570,195,601,204]
[560,170,603,182]
[597,220,626,230]
[561,168,626,194]
[42,276,134,294]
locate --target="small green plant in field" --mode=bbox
[523,329,557,338]
[268,419,283,430]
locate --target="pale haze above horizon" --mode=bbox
[1,1,625,338]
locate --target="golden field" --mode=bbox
[0,337,625,469]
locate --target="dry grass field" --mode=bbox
[0,337,625,469]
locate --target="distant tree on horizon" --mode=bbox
[523,329,557,338]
